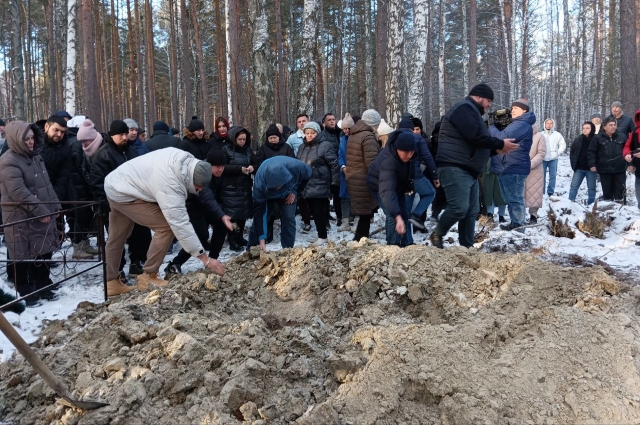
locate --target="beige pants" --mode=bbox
[106,199,175,281]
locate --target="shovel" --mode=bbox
[0,311,108,410]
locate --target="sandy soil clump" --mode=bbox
[2,239,640,425]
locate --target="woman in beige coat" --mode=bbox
[525,123,547,223]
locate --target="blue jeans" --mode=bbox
[568,169,597,204]
[406,177,436,217]
[248,199,297,249]
[486,204,506,216]
[498,174,526,229]
[435,167,479,248]
[542,159,558,195]
[373,192,410,246]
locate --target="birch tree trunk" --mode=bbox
[385,0,403,127]
[65,0,76,115]
[438,0,446,117]
[46,0,57,112]
[298,0,318,116]
[375,0,388,115]
[461,0,469,95]
[364,0,374,107]
[248,0,273,139]
[190,0,208,125]
[225,0,233,123]
[407,0,428,118]
[274,0,287,123]
[10,0,25,120]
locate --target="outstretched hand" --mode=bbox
[221,215,234,231]
[497,138,518,154]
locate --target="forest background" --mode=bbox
[0,0,639,142]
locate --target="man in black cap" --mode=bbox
[55,110,72,121]
[146,120,179,151]
[430,83,518,249]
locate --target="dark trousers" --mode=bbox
[435,167,479,248]
[599,172,626,202]
[14,252,53,299]
[330,185,342,220]
[68,206,94,244]
[354,214,373,240]
[299,196,311,225]
[307,198,329,238]
[172,209,211,265]
[431,186,447,218]
[126,224,152,264]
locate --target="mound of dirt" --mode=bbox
[2,239,640,425]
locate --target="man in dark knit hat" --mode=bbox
[430,83,518,249]
[147,120,179,152]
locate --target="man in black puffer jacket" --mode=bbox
[588,116,628,202]
[90,120,139,280]
[432,84,518,249]
[367,132,416,247]
[254,124,295,169]
[146,120,179,152]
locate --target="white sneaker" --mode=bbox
[337,223,351,232]
[315,238,327,246]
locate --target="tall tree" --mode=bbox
[620,0,639,112]
[65,0,77,115]
[468,0,477,89]
[80,0,100,121]
[10,0,25,120]
[214,0,228,119]
[168,0,179,126]
[145,0,158,126]
[408,0,428,117]
[227,0,242,123]
[46,0,57,111]
[189,0,208,125]
[438,0,446,117]
[179,0,193,125]
[385,0,403,127]
[248,0,273,138]
[298,0,318,116]
[375,0,388,116]
[274,0,287,123]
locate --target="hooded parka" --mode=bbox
[220,126,254,219]
[0,121,61,260]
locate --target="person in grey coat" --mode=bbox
[0,121,61,306]
[297,121,340,244]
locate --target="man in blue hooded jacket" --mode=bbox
[489,98,536,231]
[247,156,312,251]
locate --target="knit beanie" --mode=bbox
[398,117,414,129]
[193,160,212,187]
[153,121,170,132]
[340,113,355,129]
[0,119,5,126]
[188,116,205,132]
[266,124,281,137]
[123,118,139,129]
[303,121,321,134]
[170,128,180,136]
[412,117,423,131]
[109,120,130,136]
[361,109,382,127]
[511,98,531,112]
[77,119,99,142]
[395,132,416,152]
[469,83,494,101]
[590,113,601,120]
[401,112,414,120]
[377,119,393,136]
[207,148,227,166]
[602,115,616,126]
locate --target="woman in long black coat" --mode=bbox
[219,126,254,251]
[0,121,62,306]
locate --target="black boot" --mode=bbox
[228,231,244,252]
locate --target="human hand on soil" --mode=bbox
[395,216,406,236]
[205,257,225,275]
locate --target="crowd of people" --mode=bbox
[0,83,639,309]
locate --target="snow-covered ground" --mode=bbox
[1,154,639,361]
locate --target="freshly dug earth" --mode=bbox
[2,239,640,425]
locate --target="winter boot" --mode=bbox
[106,279,136,297]
[409,214,426,231]
[72,243,95,259]
[428,232,444,249]
[81,239,100,255]
[164,262,182,280]
[136,272,168,291]
[128,261,144,277]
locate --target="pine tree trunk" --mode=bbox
[520,0,529,97]
[248,0,273,139]
[408,0,428,117]
[364,0,373,108]
[46,0,57,112]
[168,1,179,126]
[126,0,138,120]
[298,0,318,116]
[180,0,193,124]
[315,0,325,118]
[80,0,100,121]
[620,0,639,112]
[65,0,77,115]
[468,0,477,89]
[228,0,242,123]
[375,0,388,116]
[145,0,158,126]
[461,0,469,95]
[10,0,25,120]
[225,0,233,123]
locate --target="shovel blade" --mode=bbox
[58,397,109,410]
